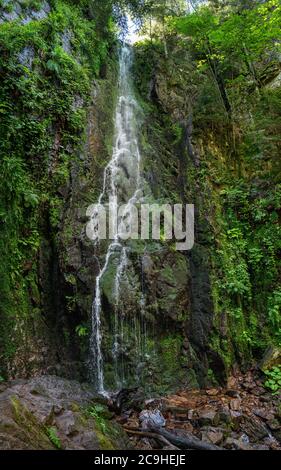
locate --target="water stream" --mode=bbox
[89,44,144,394]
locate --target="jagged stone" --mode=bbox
[224,436,252,451]
[206,388,219,396]
[18,46,34,69]
[197,410,219,426]
[217,407,232,425]
[240,415,269,442]
[201,428,224,446]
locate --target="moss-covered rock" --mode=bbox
[0,375,128,450]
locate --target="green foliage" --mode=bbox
[268,289,281,342]
[86,403,126,450]
[170,1,281,119]
[19,0,43,11]
[171,6,218,41]
[0,0,113,367]
[171,1,281,67]
[211,174,281,362]
[134,2,281,373]
[160,336,183,370]
[47,426,62,449]
[88,404,108,435]
[264,366,281,394]
[75,325,89,337]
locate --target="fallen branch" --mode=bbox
[123,427,179,450]
[147,424,223,451]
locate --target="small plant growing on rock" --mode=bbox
[264,366,281,394]
[47,427,62,449]
[75,325,88,337]
[88,405,108,434]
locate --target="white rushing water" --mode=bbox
[90,44,143,394]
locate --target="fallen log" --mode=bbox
[123,427,179,450]
[123,425,223,450]
[147,424,223,451]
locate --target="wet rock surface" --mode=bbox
[0,375,128,450]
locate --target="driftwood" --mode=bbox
[124,425,223,451]
[124,427,179,450]
[147,424,223,451]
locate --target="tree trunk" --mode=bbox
[242,42,260,91]
[205,41,232,116]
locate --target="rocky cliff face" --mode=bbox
[0,1,213,393]
[131,42,218,389]
[133,29,281,383]
[0,1,280,396]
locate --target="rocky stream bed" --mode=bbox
[0,370,280,450]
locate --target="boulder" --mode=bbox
[139,409,166,428]
[205,388,219,396]
[226,389,240,398]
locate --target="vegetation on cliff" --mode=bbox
[0,0,115,377]
[0,0,280,393]
[134,0,281,377]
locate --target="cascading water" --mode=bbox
[89,44,145,394]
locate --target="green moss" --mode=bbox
[11,396,54,449]
[160,335,183,371]
[87,404,128,450]
[99,257,118,305]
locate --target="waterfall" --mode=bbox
[89,44,144,394]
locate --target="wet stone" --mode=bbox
[139,409,166,428]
